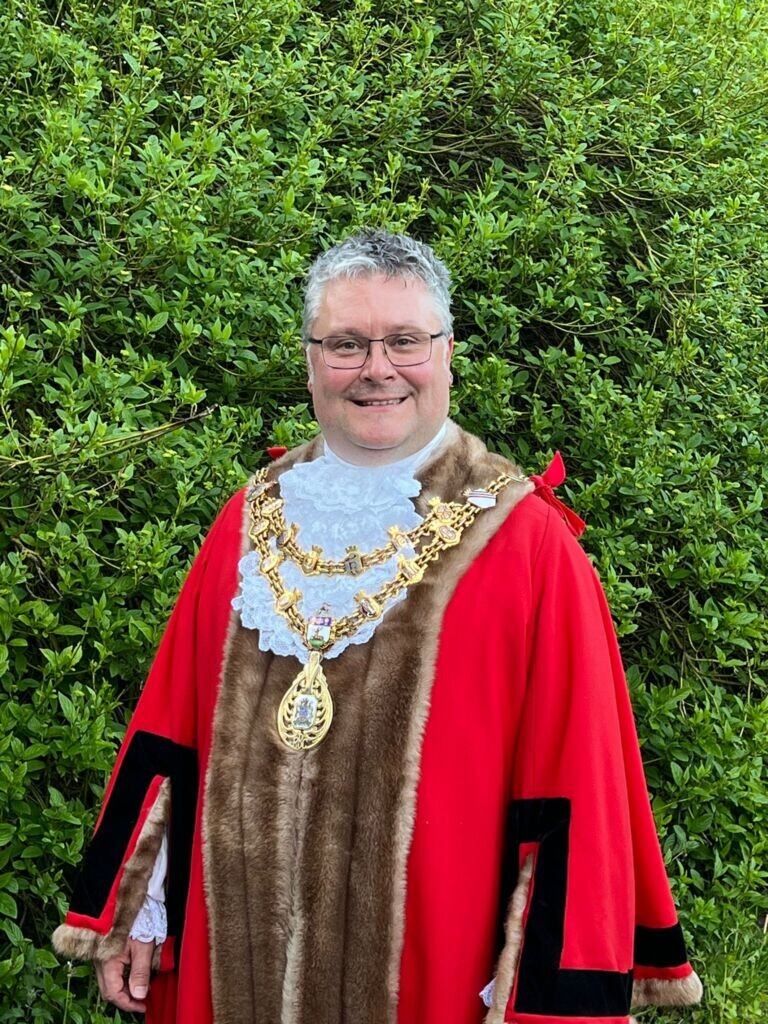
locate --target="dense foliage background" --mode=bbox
[0,0,766,1020]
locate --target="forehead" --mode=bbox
[314,273,440,332]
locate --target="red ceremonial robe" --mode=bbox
[53,425,701,1024]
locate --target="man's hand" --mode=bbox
[95,937,155,1013]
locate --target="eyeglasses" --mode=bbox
[307,331,446,369]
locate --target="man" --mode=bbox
[54,229,702,1024]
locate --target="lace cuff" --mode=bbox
[129,829,168,943]
[129,894,167,944]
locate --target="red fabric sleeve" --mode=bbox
[504,507,693,1022]
[61,490,245,939]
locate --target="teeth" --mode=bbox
[358,399,403,406]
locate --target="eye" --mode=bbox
[327,336,367,353]
[389,334,420,347]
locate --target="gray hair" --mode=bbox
[302,228,453,342]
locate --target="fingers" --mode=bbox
[95,941,153,1013]
[128,938,155,1002]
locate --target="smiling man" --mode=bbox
[304,271,453,463]
[53,230,701,1024]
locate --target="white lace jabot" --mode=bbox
[231,424,448,662]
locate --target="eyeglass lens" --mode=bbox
[321,333,432,367]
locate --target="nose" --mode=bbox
[360,340,397,381]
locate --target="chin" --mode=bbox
[353,432,406,451]
[346,419,410,450]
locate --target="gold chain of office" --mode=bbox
[245,464,523,750]
[246,465,521,635]
[248,475,497,578]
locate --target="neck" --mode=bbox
[323,423,448,471]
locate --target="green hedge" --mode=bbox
[1,0,766,1020]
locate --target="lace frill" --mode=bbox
[129,895,167,944]
[129,828,168,944]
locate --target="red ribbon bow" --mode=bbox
[266,446,289,461]
[529,451,586,537]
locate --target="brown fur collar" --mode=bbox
[52,778,170,962]
[203,422,533,1023]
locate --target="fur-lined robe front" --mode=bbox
[54,424,701,1024]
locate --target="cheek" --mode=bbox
[411,368,449,401]
[312,376,349,410]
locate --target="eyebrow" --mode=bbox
[325,324,425,336]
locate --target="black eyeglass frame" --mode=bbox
[307,331,448,368]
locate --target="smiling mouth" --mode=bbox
[350,397,408,407]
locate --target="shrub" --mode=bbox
[0,0,765,1020]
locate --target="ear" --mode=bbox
[304,344,314,390]
[444,334,455,369]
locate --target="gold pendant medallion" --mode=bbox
[277,652,333,751]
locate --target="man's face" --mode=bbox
[306,273,454,465]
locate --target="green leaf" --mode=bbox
[0,893,17,918]
[57,694,76,723]
[122,52,141,74]
[148,311,169,333]
[34,949,60,969]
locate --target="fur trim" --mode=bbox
[386,423,531,1021]
[203,422,533,1023]
[483,855,534,1024]
[51,922,106,962]
[52,778,170,962]
[632,971,703,1007]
